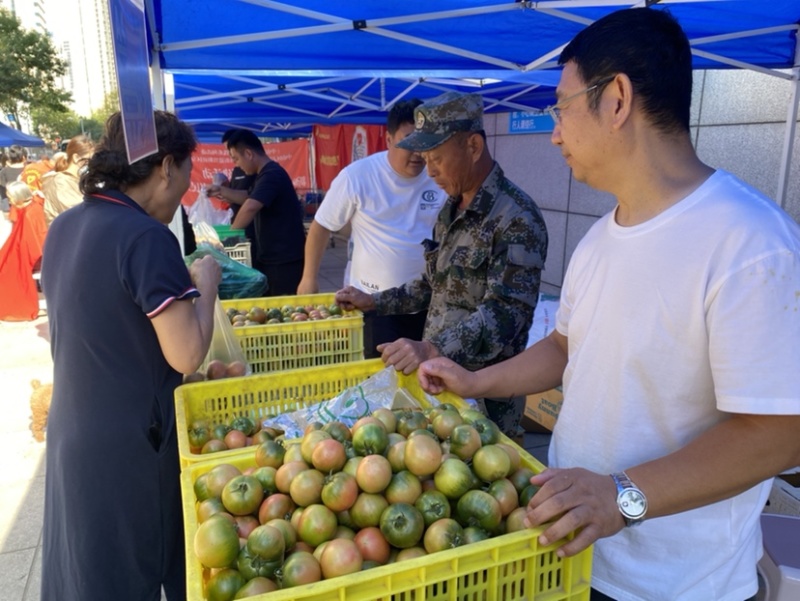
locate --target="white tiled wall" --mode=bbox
[487,68,800,289]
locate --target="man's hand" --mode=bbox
[206,184,224,199]
[296,277,319,295]
[377,339,440,375]
[417,357,481,397]
[335,286,375,312]
[524,467,624,558]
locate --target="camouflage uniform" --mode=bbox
[373,160,548,435]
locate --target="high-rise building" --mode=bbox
[48,0,117,116]
[0,0,47,35]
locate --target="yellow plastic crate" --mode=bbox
[220,293,364,374]
[181,424,593,600]
[177,359,452,468]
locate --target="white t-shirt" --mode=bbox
[552,170,800,601]
[315,151,445,292]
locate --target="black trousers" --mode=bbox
[255,258,304,297]
[363,311,428,359]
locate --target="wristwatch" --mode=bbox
[610,471,647,527]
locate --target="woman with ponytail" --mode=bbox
[42,134,94,225]
[40,111,221,601]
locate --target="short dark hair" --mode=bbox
[221,129,237,144]
[224,129,265,156]
[8,145,26,162]
[386,99,424,136]
[82,111,197,195]
[559,8,692,134]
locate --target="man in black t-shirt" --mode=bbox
[219,130,256,242]
[208,129,305,295]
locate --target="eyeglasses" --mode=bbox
[546,75,616,124]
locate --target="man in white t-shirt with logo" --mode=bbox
[298,99,445,357]
[417,8,800,601]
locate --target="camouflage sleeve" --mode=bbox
[372,276,433,317]
[428,213,547,365]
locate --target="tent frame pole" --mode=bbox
[777,42,800,210]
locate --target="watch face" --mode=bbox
[619,489,647,519]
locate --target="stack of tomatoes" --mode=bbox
[191,403,540,600]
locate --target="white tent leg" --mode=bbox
[777,58,800,210]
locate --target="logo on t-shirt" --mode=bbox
[420,189,442,211]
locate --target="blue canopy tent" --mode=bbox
[144,0,800,200]
[0,122,46,147]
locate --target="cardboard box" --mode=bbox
[521,387,563,433]
[764,474,800,517]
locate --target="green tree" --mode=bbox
[92,88,120,126]
[31,106,81,144]
[0,8,71,128]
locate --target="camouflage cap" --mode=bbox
[396,92,484,152]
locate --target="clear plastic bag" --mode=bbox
[200,297,252,379]
[187,188,232,227]
[184,244,267,300]
[261,367,443,438]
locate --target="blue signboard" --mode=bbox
[108,0,157,163]
[508,112,555,134]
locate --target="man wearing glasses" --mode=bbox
[418,7,800,601]
[337,91,548,438]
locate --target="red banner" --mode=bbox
[185,139,311,206]
[313,124,386,191]
[185,143,235,207]
[264,138,311,192]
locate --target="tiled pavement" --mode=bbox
[0,229,551,601]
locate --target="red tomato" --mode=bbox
[311,438,347,472]
[414,489,451,527]
[258,493,296,524]
[449,424,482,461]
[456,490,502,532]
[275,460,309,494]
[205,464,242,499]
[353,526,390,564]
[221,475,264,516]
[247,524,285,561]
[289,469,325,507]
[506,506,528,533]
[352,423,389,456]
[472,445,511,483]
[320,472,358,513]
[355,454,392,493]
[423,518,465,553]
[384,470,423,505]
[487,478,519,517]
[264,518,297,551]
[434,457,477,500]
[350,493,389,529]
[300,430,332,464]
[278,551,321,588]
[254,440,285,468]
[404,435,442,477]
[319,538,363,579]
[205,568,245,601]
[194,515,239,569]
[297,504,338,547]
[234,576,277,597]
[233,515,259,539]
[379,503,425,549]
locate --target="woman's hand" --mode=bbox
[189,255,222,296]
